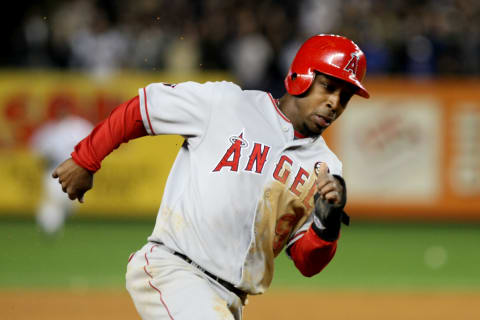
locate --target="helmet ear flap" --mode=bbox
[284,71,315,96]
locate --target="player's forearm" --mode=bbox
[288,227,337,277]
[72,96,147,172]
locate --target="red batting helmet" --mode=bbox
[285,34,369,98]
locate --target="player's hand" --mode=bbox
[52,158,93,203]
[315,163,343,206]
[312,163,349,241]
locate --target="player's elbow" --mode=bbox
[295,261,327,277]
[299,269,317,278]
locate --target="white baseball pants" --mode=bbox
[126,242,244,320]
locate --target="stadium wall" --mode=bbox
[0,71,479,220]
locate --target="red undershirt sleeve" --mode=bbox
[288,226,338,277]
[71,96,147,172]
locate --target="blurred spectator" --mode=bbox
[49,0,97,68]
[22,7,51,67]
[30,97,93,235]
[164,24,201,72]
[406,35,435,77]
[68,10,129,80]
[226,9,273,89]
[298,0,340,35]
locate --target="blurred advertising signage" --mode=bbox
[340,98,441,201]
[451,105,480,196]
[0,71,227,217]
[333,79,480,220]
[0,74,126,149]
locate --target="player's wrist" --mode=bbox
[312,174,347,242]
[71,151,98,173]
[312,212,341,241]
[331,175,347,209]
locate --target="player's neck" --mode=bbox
[278,94,323,139]
[275,99,306,139]
[277,95,299,131]
[277,95,291,121]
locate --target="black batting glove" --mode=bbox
[311,175,350,242]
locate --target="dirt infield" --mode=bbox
[2,290,479,320]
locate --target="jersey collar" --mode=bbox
[267,93,290,123]
[267,93,307,140]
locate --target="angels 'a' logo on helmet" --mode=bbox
[344,53,359,75]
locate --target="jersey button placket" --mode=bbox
[264,189,271,199]
[281,124,294,141]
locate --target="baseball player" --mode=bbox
[52,34,369,319]
[30,102,93,235]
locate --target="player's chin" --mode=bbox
[308,123,326,136]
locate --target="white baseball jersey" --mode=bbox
[138,81,342,294]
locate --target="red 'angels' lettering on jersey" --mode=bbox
[214,133,272,173]
[344,53,359,75]
[272,155,292,183]
[245,143,270,173]
[273,155,315,201]
[289,167,310,196]
[213,136,316,205]
[213,132,246,172]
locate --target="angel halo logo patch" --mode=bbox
[229,132,249,148]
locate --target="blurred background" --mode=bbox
[1,1,479,319]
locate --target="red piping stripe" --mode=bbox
[144,265,153,278]
[149,280,175,320]
[143,87,156,135]
[143,246,175,319]
[267,93,290,123]
[294,130,306,139]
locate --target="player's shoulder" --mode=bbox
[151,80,243,97]
[193,81,258,102]
[204,82,271,101]
[170,80,241,90]
[190,80,244,94]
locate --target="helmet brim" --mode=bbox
[315,68,370,99]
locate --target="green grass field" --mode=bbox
[1,218,479,292]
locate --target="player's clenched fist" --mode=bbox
[52,158,93,203]
[312,162,348,241]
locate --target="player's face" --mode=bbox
[292,73,356,136]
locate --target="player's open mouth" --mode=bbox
[313,114,332,127]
